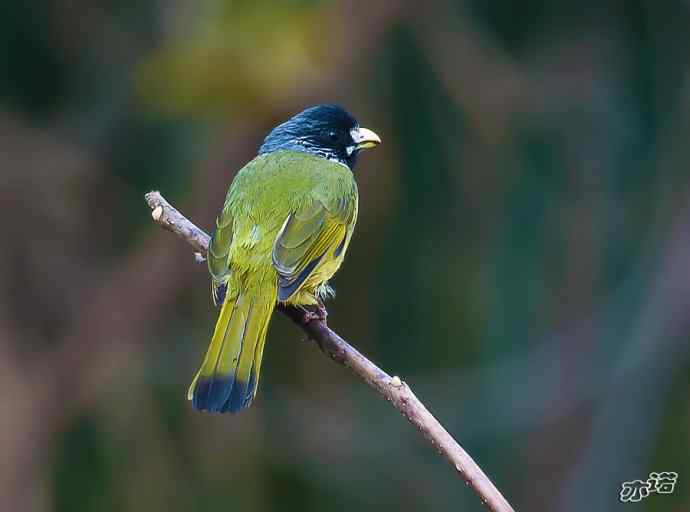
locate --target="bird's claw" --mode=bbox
[300,302,328,326]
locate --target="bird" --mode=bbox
[188,104,381,413]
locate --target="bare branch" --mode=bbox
[145,193,210,254]
[144,190,515,512]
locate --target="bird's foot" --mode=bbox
[299,302,328,326]
[298,302,330,353]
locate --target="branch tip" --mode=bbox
[152,205,163,221]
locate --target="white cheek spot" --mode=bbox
[346,145,355,156]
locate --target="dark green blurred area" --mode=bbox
[1,1,689,511]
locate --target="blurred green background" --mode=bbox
[1,1,689,511]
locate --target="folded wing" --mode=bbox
[272,195,355,302]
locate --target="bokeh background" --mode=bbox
[2,1,689,511]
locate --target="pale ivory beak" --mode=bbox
[350,127,382,150]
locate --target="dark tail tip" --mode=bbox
[223,370,258,413]
[191,376,235,413]
[191,374,256,414]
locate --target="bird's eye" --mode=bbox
[327,130,339,142]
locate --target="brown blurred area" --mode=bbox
[1,1,689,511]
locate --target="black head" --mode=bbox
[259,104,380,170]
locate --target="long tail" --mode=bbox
[188,290,274,413]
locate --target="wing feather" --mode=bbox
[208,204,233,305]
[272,196,354,302]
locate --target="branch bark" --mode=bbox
[145,190,515,512]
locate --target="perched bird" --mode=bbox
[188,104,381,413]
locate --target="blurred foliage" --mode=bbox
[137,0,338,117]
[1,1,689,512]
[0,2,68,116]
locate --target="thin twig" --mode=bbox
[145,190,515,512]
